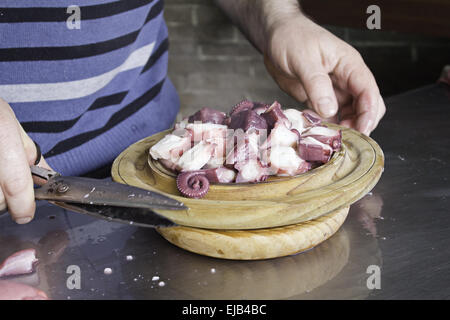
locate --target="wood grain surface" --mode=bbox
[157,206,349,260]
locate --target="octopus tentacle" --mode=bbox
[230,100,254,116]
[176,171,210,199]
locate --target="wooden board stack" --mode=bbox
[111,123,384,260]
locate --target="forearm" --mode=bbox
[214,0,303,54]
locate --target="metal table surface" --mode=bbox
[0,84,449,300]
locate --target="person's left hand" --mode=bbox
[263,14,386,135]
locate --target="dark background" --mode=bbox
[164,0,450,117]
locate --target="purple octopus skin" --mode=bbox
[302,127,342,151]
[298,137,333,164]
[176,171,210,199]
[223,116,231,127]
[262,101,290,129]
[188,107,227,125]
[228,109,268,132]
[230,100,270,117]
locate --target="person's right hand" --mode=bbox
[0,98,52,224]
[0,280,49,300]
[263,15,386,135]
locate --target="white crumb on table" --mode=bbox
[103,268,113,275]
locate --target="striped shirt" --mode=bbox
[0,0,179,176]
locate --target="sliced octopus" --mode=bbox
[149,99,343,198]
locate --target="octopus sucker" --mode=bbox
[149,99,343,198]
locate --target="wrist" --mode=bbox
[215,0,305,54]
[259,0,305,54]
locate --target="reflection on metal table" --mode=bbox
[0,83,449,299]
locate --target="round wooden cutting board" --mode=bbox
[157,206,349,260]
[111,123,384,260]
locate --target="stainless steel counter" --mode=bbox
[1,84,449,300]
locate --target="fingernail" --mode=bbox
[15,217,32,224]
[317,97,336,118]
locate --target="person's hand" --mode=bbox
[263,15,386,135]
[0,98,52,224]
[0,280,49,300]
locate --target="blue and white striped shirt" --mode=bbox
[0,0,179,175]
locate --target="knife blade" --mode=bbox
[31,166,185,228]
[52,201,177,228]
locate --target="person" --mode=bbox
[0,0,385,225]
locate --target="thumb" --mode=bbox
[295,61,338,118]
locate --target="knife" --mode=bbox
[31,165,184,228]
